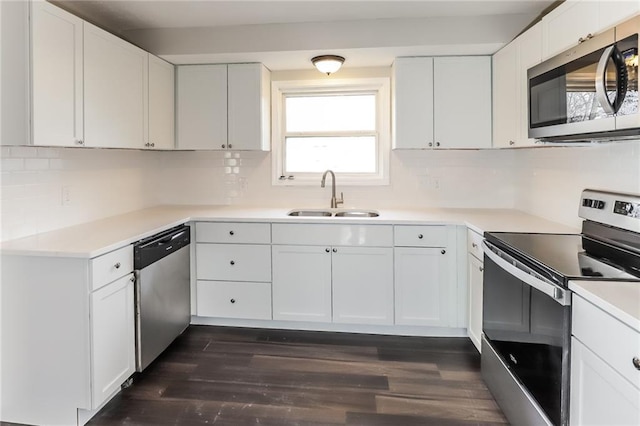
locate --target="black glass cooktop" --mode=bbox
[485,232,639,283]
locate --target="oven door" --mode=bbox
[482,241,571,426]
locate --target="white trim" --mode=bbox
[271,77,391,186]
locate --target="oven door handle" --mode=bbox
[482,241,571,306]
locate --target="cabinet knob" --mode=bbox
[114,262,121,269]
[633,357,640,370]
[130,276,135,282]
[418,234,424,239]
[472,242,478,248]
[230,298,236,304]
[428,142,433,147]
[332,248,337,253]
[229,230,235,236]
[221,144,226,149]
[509,140,515,146]
[228,144,233,149]
[441,249,446,255]
[75,139,84,146]
[230,260,235,265]
[479,266,484,272]
[150,143,155,148]
[436,142,441,147]
[325,248,330,253]
[145,142,150,147]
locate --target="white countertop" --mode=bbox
[569,280,640,333]
[0,205,578,258]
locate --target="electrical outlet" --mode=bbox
[61,185,72,206]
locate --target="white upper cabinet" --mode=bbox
[176,65,227,150]
[31,1,84,147]
[542,0,640,60]
[492,22,542,148]
[393,56,492,149]
[393,57,434,149]
[148,55,175,150]
[228,63,271,151]
[84,22,148,149]
[177,63,271,150]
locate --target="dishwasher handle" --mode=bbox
[134,225,190,270]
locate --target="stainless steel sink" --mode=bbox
[334,210,379,217]
[287,209,333,217]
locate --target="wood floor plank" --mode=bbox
[79,326,508,426]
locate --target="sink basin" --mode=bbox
[334,210,379,217]
[287,209,333,217]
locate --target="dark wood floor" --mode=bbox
[86,325,506,425]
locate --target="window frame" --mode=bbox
[271,77,390,186]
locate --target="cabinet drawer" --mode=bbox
[394,225,447,247]
[573,296,640,389]
[90,245,133,291]
[272,223,393,247]
[196,243,271,282]
[196,222,271,244]
[467,229,484,261]
[196,280,272,319]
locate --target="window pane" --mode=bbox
[286,95,376,132]
[285,136,376,173]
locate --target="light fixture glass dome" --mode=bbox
[311,55,345,75]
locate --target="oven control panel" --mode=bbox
[579,189,640,232]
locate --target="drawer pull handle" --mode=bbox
[633,357,640,370]
[230,260,235,266]
[325,248,330,253]
[332,248,337,253]
[230,299,236,304]
[114,262,121,269]
[441,250,446,255]
[418,234,424,239]
[472,242,478,248]
[479,266,484,272]
[229,230,235,236]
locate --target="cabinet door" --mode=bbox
[598,1,640,30]
[272,245,332,322]
[84,23,147,148]
[31,1,83,147]
[392,57,434,149]
[228,63,270,151]
[394,247,450,327]
[516,23,542,146]
[195,243,271,282]
[467,255,483,352]
[492,42,518,148]
[542,0,599,59]
[148,55,175,150]
[332,247,394,325]
[90,274,135,408]
[570,337,640,426]
[176,65,227,150]
[434,56,492,148]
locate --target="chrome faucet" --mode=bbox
[321,170,344,208]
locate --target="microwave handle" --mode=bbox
[595,45,628,114]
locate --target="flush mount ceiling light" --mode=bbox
[311,55,345,75]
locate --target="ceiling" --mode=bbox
[53,0,558,70]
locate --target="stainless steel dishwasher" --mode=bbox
[134,224,190,372]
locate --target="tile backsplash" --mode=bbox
[2,141,639,241]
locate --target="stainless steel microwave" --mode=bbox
[528,16,639,141]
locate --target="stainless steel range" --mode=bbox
[481,189,640,426]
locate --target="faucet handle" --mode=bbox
[337,192,344,206]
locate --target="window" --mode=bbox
[272,78,390,185]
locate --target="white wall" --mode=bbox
[513,141,640,229]
[0,146,159,241]
[1,142,638,241]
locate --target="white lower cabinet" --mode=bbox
[466,229,484,352]
[90,273,135,408]
[332,246,394,325]
[393,225,458,328]
[394,247,449,326]
[272,245,332,322]
[570,295,640,425]
[197,280,272,319]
